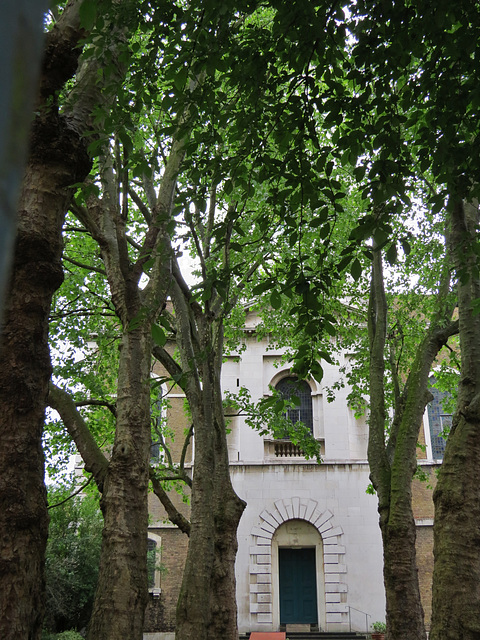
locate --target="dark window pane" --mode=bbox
[147,539,157,589]
[150,441,161,463]
[275,377,313,437]
[427,379,452,460]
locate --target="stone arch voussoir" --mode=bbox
[249,497,347,628]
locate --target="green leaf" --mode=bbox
[311,207,329,228]
[270,290,282,310]
[305,321,318,336]
[400,237,411,256]
[386,243,397,266]
[252,280,273,296]
[374,228,388,247]
[310,360,324,383]
[151,324,167,347]
[79,0,97,31]
[353,165,366,181]
[350,258,362,281]
[323,321,336,337]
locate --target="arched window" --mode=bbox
[275,377,313,437]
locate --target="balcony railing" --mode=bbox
[274,440,304,457]
[264,438,325,459]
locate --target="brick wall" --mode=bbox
[417,421,428,460]
[412,464,439,627]
[144,528,189,632]
[412,465,437,520]
[148,350,192,633]
[415,525,434,628]
[166,396,192,463]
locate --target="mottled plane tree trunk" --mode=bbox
[153,264,246,640]
[368,242,457,640]
[49,124,188,639]
[0,2,104,637]
[430,200,480,640]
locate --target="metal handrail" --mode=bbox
[347,605,371,633]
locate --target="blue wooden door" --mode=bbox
[279,547,318,624]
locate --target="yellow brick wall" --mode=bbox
[412,464,440,628]
[412,466,437,520]
[416,421,428,460]
[144,528,189,632]
[415,525,434,628]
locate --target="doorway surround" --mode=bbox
[249,497,347,631]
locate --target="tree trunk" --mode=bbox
[175,319,245,640]
[431,200,480,640]
[0,3,123,636]
[0,113,90,640]
[382,514,425,639]
[0,148,90,640]
[176,458,245,640]
[372,373,428,640]
[208,457,245,639]
[87,327,152,640]
[368,242,456,640]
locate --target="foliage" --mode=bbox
[225,386,321,461]
[38,1,480,637]
[44,484,103,635]
[372,621,387,632]
[42,632,84,640]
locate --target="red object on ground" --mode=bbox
[249,634,287,640]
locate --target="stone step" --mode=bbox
[240,634,368,640]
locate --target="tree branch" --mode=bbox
[63,255,107,276]
[149,470,191,536]
[48,383,109,492]
[48,475,94,509]
[128,187,152,225]
[172,257,203,316]
[180,423,194,472]
[152,345,184,387]
[367,244,391,513]
[75,398,117,417]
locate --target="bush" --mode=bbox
[43,484,103,634]
[43,631,85,640]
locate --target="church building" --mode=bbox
[144,309,443,639]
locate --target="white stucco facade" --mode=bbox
[221,311,386,633]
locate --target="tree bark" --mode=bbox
[380,384,429,640]
[368,244,457,640]
[431,200,480,640]
[153,274,246,640]
[0,3,93,636]
[87,327,153,640]
[49,328,154,640]
[174,317,246,640]
[0,2,133,636]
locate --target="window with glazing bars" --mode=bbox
[275,377,313,437]
[427,380,452,460]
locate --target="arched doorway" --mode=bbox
[249,499,347,631]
